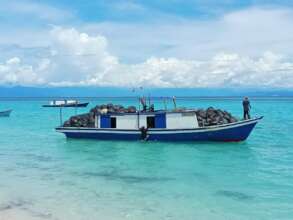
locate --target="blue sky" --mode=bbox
[0,0,293,88]
[49,0,251,21]
[11,0,292,19]
[2,0,293,24]
[4,0,293,20]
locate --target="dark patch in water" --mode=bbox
[0,199,54,219]
[216,190,254,201]
[16,162,40,169]
[92,190,101,198]
[0,204,13,211]
[40,174,55,181]
[116,174,174,183]
[0,199,32,211]
[83,170,117,178]
[34,155,53,162]
[80,171,174,183]
[4,167,15,172]
[23,153,53,162]
[59,180,75,186]
[192,172,209,180]
[28,209,53,219]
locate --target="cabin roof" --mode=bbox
[98,109,196,116]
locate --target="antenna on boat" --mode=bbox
[138,97,141,111]
[59,107,63,126]
[172,96,177,110]
[74,100,78,115]
[148,93,151,110]
[163,98,167,110]
[137,97,140,129]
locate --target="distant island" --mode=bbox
[0,86,293,98]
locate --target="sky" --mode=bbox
[0,0,293,88]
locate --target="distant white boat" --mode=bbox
[42,100,89,108]
[0,109,12,117]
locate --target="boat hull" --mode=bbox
[56,117,262,142]
[0,109,12,117]
[43,102,89,107]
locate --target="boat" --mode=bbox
[42,100,89,108]
[0,109,12,117]
[56,109,263,142]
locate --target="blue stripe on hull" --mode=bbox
[148,122,257,142]
[58,118,261,142]
[65,132,140,140]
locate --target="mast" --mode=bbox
[137,97,140,129]
[148,93,151,110]
[163,98,167,110]
[59,107,63,126]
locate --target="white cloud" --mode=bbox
[41,27,293,88]
[1,26,293,88]
[47,27,119,83]
[83,7,293,62]
[1,7,293,88]
[0,57,46,85]
[6,57,21,65]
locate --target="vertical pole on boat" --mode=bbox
[163,98,167,110]
[138,97,141,112]
[94,113,98,128]
[137,97,140,129]
[172,96,177,110]
[148,93,151,110]
[59,107,63,126]
[75,102,77,115]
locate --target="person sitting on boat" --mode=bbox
[242,97,251,120]
[140,126,148,141]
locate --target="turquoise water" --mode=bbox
[0,98,293,220]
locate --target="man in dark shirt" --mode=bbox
[242,97,251,120]
[140,126,149,141]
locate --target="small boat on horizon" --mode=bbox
[42,100,89,108]
[0,109,12,117]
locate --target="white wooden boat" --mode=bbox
[43,100,89,107]
[56,109,263,142]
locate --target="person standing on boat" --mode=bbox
[140,97,147,112]
[242,97,251,120]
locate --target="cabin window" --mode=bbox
[111,117,117,128]
[146,116,155,128]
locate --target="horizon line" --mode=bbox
[1,95,293,99]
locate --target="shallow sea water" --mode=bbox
[0,98,292,220]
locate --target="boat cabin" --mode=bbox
[50,100,78,105]
[95,111,199,130]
